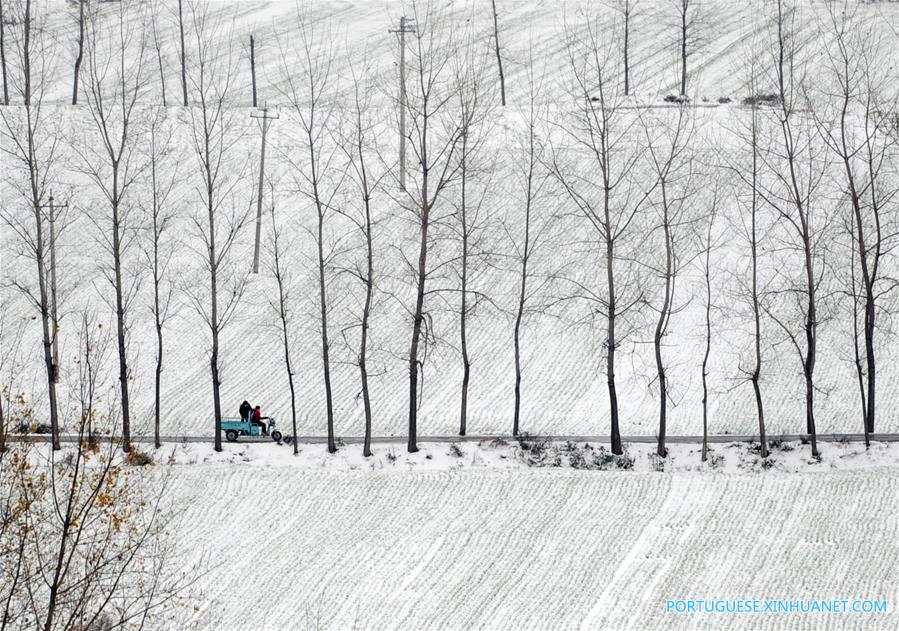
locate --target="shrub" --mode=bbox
[127,450,154,466]
[741,93,781,107]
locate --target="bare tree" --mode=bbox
[185,3,251,452]
[74,3,149,453]
[0,316,194,630]
[142,109,179,449]
[0,0,62,448]
[696,184,720,462]
[489,0,505,106]
[722,44,769,458]
[759,0,829,457]
[0,303,26,453]
[670,0,703,97]
[609,0,640,96]
[400,2,467,452]
[0,0,8,105]
[335,51,388,457]
[71,0,86,105]
[177,0,188,105]
[815,5,899,438]
[277,8,343,454]
[151,0,167,106]
[268,184,300,455]
[644,104,695,458]
[249,34,257,107]
[509,58,551,437]
[451,28,495,437]
[552,18,656,455]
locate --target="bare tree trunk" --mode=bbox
[772,0,818,457]
[849,220,869,449]
[0,0,60,446]
[654,183,673,458]
[152,9,167,106]
[604,190,622,456]
[178,0,187,106]
[271,204,299,456]
[700,199,715,462]
[207,183,223,453]
[23,0,31,106]
[679,0,688,96]
[149,154,164,450]
[111,185,132,452]
[315,200,336,454]
[402,4,466,453]
[837,97,878,437]
[512,153,533,437]
[280,11,339,453]
[0,0,7,106]
[249,34,257,107]
[72,0,84,105]
[31,134,60,450]
[623,0,631,96]
[458,133,470,436]
[489,0,505,106]
[408,193,429,453]
[360,188,374,457]
[749,112,767,457]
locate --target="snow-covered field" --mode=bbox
[150,452,899,630]
[3,1,899,629]
[3,0,899,443]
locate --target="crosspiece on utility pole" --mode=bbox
[250,105,279,274]
[39,191,68,382]
[389,16,416,192]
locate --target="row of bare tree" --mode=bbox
[1,0,898,463]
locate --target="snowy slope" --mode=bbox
[155,461,899,630]
[2,0,899,441]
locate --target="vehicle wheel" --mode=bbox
[225,430,238,443]
[271,430,283,442]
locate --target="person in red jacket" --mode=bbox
[251,405,268,436]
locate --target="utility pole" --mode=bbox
[40,191,67,382]
[250,105,278,274]
[389,16,416,191]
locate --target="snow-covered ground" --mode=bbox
[152,437,899,475]
[3,1,899,629]
[143,450,897,630]
[3,0,899,442]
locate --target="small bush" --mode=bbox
[127,449,154,467]
[448,443,464,458]
[718,96,732,104]
[663,94,690,104]
[386,448,398,463]
[768,437,793,452]
[742,93,781,107]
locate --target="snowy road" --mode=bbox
[9,433,899,444]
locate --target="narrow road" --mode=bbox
[6,432,898,445]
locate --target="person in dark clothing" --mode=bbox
[251,405,267,436]
[239,400,252,422]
